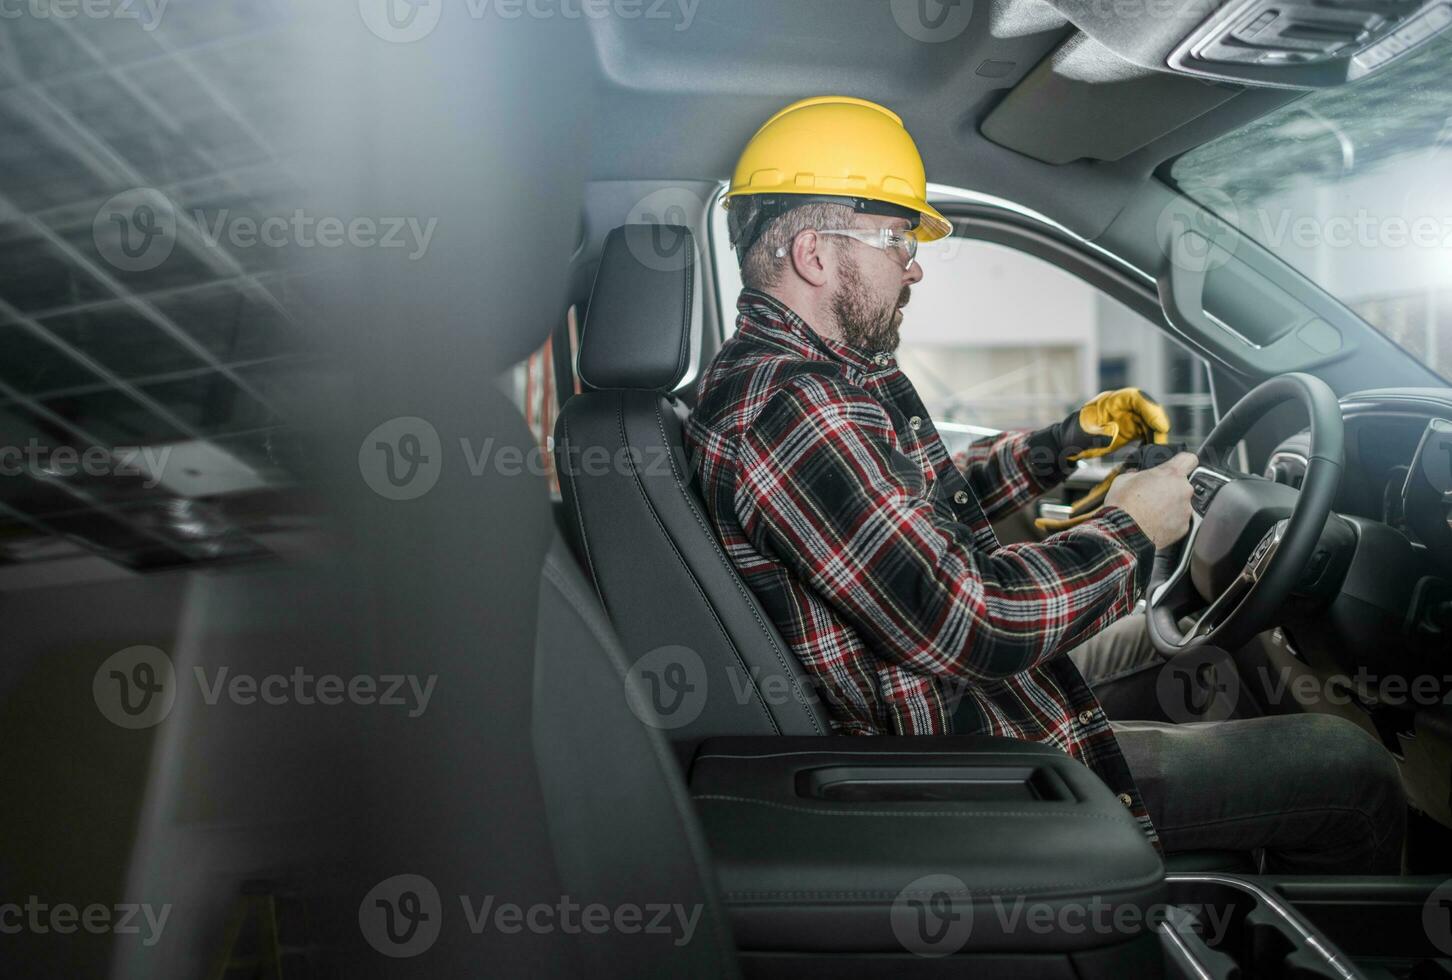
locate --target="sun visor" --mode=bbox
[981,35,1241,164]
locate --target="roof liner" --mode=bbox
[583,0,1295,242]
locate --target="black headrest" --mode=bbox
[577,224,696,392]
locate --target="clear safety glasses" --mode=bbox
[775,227,919,270]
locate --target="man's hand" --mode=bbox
[1056,388,1171,462]
[1105,452,1198,549]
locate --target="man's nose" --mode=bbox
[904,259,923,285]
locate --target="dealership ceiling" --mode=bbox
[0,2,315,576]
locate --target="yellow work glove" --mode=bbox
[1033,465,1122,534]
[1055,388,1171,463]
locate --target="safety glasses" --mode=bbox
[776,227,918,270]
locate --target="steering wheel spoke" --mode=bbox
[1144,374,1344,656]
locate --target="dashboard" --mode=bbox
[1261,387,1451,687]
[1268,388,1452,536]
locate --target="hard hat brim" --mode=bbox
[725,187,951,243]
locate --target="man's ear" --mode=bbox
[790,230,831,288]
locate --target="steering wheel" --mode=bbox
[1146,373,1344,655]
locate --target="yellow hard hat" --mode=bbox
[724,96,951,256]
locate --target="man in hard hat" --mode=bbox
[686,96,1403,873]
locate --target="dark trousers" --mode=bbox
[1069,615,1406,875]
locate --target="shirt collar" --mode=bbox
[735,288,896,377]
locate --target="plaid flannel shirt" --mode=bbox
[686,289,1160,842]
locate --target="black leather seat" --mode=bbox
[555,223,828,743]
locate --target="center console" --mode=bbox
[687,735,1166,978]
[685,736,1440,979]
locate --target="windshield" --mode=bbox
[1170,35,1452,381]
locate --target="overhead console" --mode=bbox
[1168,0,1452,87]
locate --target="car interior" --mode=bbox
[2,1,1452,978]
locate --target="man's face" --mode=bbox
[827,215,923,353]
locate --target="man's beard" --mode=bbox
[831,251,911,353]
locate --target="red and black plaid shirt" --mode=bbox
[687,289,1159,842]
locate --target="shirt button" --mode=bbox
[909,415,922,431]
[1078,710,1095,725]
[953,490,969,505]
[1118,793,1134,808]
[873,352,891,367]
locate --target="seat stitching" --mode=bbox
[613,397,780,734]
[556,413,607,610]
[720,877,1161,901]
[691,794,1125,822]
[673,236,693,385]
[654,401,824,735]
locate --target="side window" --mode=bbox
[900,238,1213,456]
[708,202,1212,457]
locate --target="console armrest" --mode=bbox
[687,735,1166,956]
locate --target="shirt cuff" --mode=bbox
[1082,505,1157,595]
